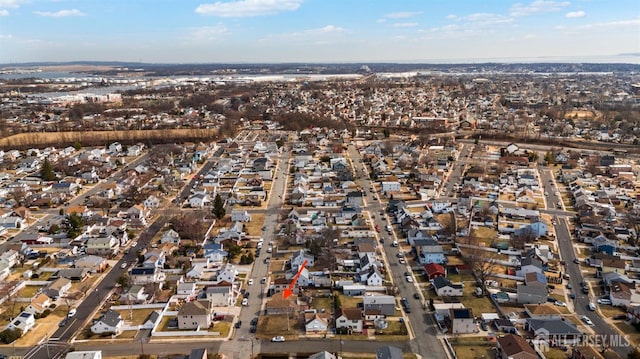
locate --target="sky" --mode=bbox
[0,0,639,64]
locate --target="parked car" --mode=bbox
[406,276,413,283]
[570,292,576,299]
[271,336,285,342]
[580,315,594,326]
[251,317,259,326]
[613,314,628,320]
[582,287,589,294]
[554,301,567,307]
[597,298,612,305]
[242,298,248,306]
[68,309,77,317]
[235,320,242,329]
[121,262,127,269]
[588,303,596,311]
[413,293,420,300]
[249,326,257,333]
[248,279,253,285]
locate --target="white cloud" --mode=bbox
[189,24,230,40]
[463,12,513,25]
[384,11,422,19]
[445,14,458,20]
[565,10,585,18]
[196,0,302,17]
[579,17,640,29]
[510,1,570,17]
[0,9,8,15]
[34,9,86,17]
[312,25,344,34]
[392,22,418,28]
[0,34,12,39]
[0,0,27,8]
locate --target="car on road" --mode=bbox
[554,301,567,307]
[249,326,257,333]
[588,303,596,311]
[598,298,612,305]
[242,298,248,306]
[582,287,589,294]
[271,336,285,342]
[58,318,67,327]
[68,309,77,317]
[566,284,572,289]
[396,252,404,258]
[413,293,420,300]
[261,226,267,231]
[131,241,137,247]
[120,262,127,269]
[573,258,579,264]
[248,279,253,285]
[399,258,406,264]
[251,317,259,326]
[235,320,242,329]
[406,276,413,283]
[580,315,594,326]
[391,240,398,247]
[379,238,384,244]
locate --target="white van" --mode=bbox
[588,302,596,311]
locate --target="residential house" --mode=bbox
[345,191,364,207]
[6,311,35,333]
[52,268,89,282]
[416,240,446,265]
[25,293,51,315]
[304,312,329,334]
[205,286,233,307]
[189,194,210,208]
[515,256,543,277]
[44,277,72,299]
[524,303,562,319]
[290,249,315,271]
[177,282,197,297]
[143,195,161,209]
[381,181,401,193]
[336,308,364,333]
[216,263,237,283]
[363,295,395,316]
[130,267,166,285]
[202,242,227,265]
[517,272,548,304]
[432,276,464,297]
[160,229,181,245]
[526,318,582,345]
[425,263,446,280]
[178,300,212,330]
[86,235,119,256]
[91,310,124,335]
[120,285,148,303]
[449,308,476,334]
[496,334,538,359]
[74,255,108,273]
[231,210,252,222]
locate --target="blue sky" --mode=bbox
[0,0,639,63]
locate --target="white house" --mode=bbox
[231,210,252,222]
[189,194,210,208]
[290,249,315,271]
[7,311,35,333]
[205,286,233,306]
[381,181,401,193]
[216,263,237,283]
[91,309,124,335]
[143,195,161,209]
[65,351,102,359]
[160,229,181,245]
[336,308,363,333]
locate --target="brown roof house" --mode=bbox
[497,334,537,359]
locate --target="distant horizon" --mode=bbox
[2,53,640,67]
[1,0,638,64]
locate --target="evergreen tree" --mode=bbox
[212,193,226,219]
[40,159,57,181]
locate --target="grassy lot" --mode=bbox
[310,296,333,311]
[459,281,497,314]
[447,273,476,283]
[17,285,42,298]
[339,295,363,309]
[471,227,497,240]
[452,343,496,359]
[599,305,625,318]
[544,348,570,359]
[244,213,266,236]
[378,319,408,337]
[257,314,299,338]
[115,308,156,325]
[213,321,231,336]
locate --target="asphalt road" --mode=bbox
[539,169,632,357]
[218,149,291,359]
[347,144,447,359]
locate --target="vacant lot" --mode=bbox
[115,308,157,326]
[257,314,299,338]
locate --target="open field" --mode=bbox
[115,308,157,325]
[257,314,300,338]
[0,129,218,149]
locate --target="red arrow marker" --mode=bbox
[283,260,307,299]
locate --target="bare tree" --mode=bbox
[464,246,499,291]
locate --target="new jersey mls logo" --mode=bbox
[533,328,551,353]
